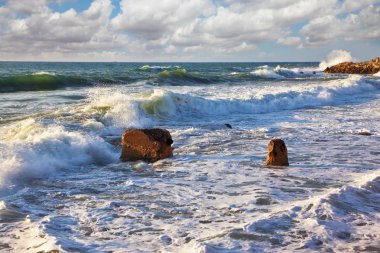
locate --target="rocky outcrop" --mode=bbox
[324,57,380,74]
[265,139,289,166]
[121,128,173,162]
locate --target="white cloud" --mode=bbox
[301,5,380,46]
[277,36,302,47]
[111,0,214,40]
[342,0,378,11]
[0,0,126,55]
[0,0,379,61]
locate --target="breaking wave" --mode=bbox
[250,65,321,79]
[0,119,118,189]
[85,75,378,127]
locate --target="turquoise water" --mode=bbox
[0,62,379,252]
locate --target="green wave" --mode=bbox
[0,74,89,92]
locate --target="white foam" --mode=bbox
[243,171,380,252]
[0,217,62,252]
[374,71,380,77]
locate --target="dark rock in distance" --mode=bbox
[225,123,232,129]
[121,128,173,163]
[356,132,372,136]
[324,57,380,74]
[256,197,271,205]
[265,139,289,166]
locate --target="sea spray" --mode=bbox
[319,50,357,70]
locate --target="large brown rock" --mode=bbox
[265,139,289,166]
[121,128,173,162]
[324,57,380,74]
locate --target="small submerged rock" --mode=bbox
[121,128,173,163]
[355,132,372,136]
[160,235,172,245]
[256,197,272,205]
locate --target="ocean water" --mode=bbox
[0,61,379,252]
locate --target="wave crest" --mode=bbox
[0,119,118,188]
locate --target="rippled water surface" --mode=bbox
[0,62,379,252]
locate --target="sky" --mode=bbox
[0,0,379,62]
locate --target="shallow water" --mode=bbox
[0,62,379,252]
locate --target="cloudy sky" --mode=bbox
[0,0,379,62]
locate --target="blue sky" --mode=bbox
[0,0,379,62]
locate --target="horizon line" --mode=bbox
[0,60,320,63]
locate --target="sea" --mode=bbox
[0,60,379,252]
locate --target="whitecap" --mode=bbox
[31,71,56,76]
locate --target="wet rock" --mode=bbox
[356,132,372,136]
[225,123,232,129]
[336,231,351,239]
[160,235,172,245]
[265,139,289,166]
[324,57,380,74]
[121,128,173,163]
[256,197,271,205]
[229,229,268,241]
